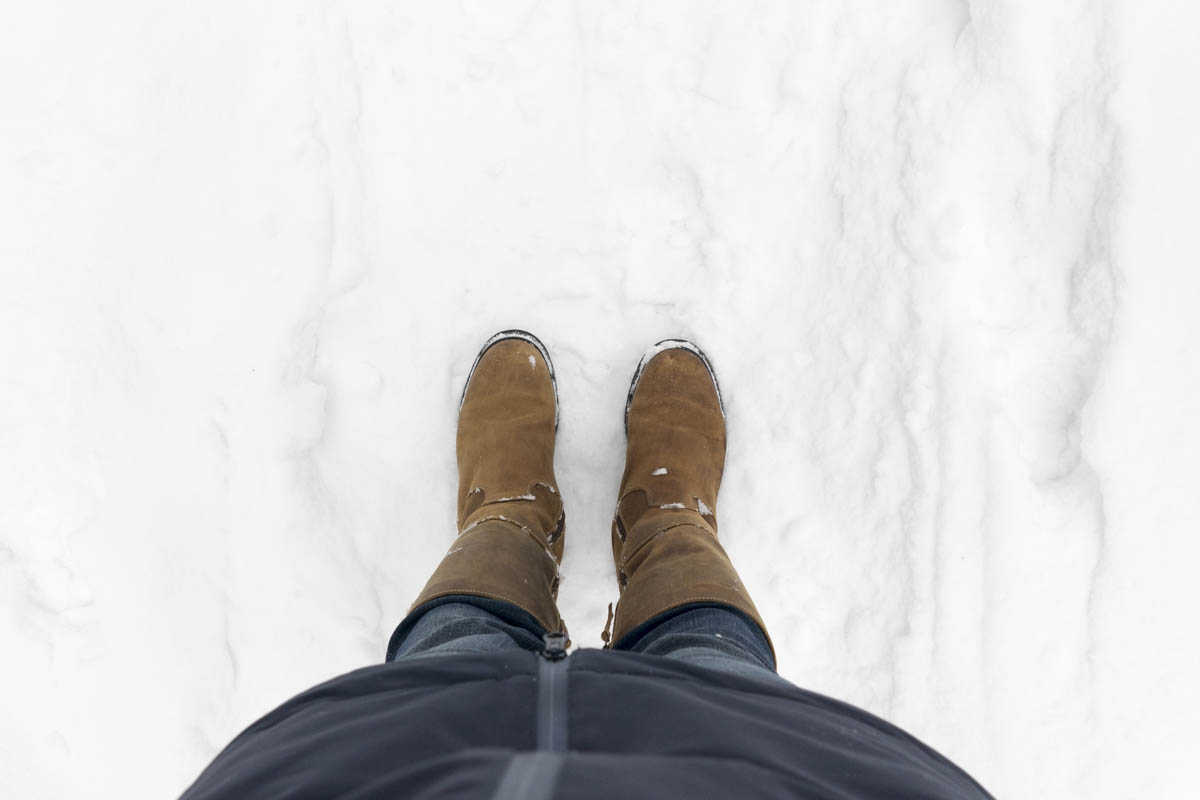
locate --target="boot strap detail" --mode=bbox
[601,602,615,646]
[618,482,718,519]
[616,518,718,566]
[459,515,561,567]
[458,482,563,530]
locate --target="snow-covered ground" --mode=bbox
[2,1,1197,797]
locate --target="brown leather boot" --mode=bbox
[603,340,773,658]
[407,330,567,638]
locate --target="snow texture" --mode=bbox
[2,1,1198,798]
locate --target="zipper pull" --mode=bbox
[541,632,568,661]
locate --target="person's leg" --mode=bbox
[387,595,547,661]
[613,603,786,683]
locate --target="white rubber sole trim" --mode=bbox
[459,329,560,430]
[624,338,725,434]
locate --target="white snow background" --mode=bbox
[2,1,1198,797]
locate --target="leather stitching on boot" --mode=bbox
[457,486,487,529]
[459,482,565,537]
[617,519,719,566]
[616,487,717,526]
[458,516,561,568]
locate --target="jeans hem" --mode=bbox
[386,594,549,661]
[611,601,777,672]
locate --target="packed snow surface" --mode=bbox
[2,2,1198,798]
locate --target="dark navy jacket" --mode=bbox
[181,644,992,799]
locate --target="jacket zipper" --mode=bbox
[537,632,569,753]
[490,634,570,800]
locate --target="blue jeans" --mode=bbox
[388,595,781,684]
